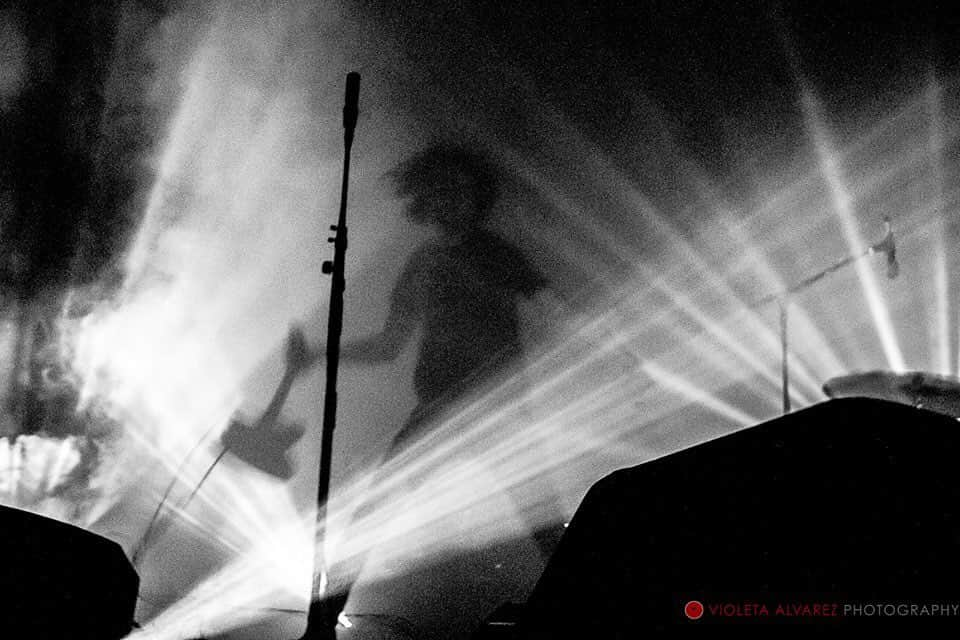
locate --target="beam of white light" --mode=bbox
[119,440,314,636]
[42,3,344,634]
[798,90,906,371]
[730,80,958,258]
[70,2,331,448]
[926,75,951,376]
[0,435,84,518]
[509,163,802,404]
[613,90,844,392]
[506,102,824,403]
[67,4,327,481]
[680,158,846,387]
[315,294,770,582]
[731,91,960,374]
[640,362,756,427]
[557,169,821,407]
[932,225,951,375]
[126,518,314,640]
[719,214,846,382]
[133,448,309,561]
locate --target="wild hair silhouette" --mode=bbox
[389,141,502,225]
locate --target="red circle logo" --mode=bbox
[685,600,704,620]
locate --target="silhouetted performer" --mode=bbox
[341,142,546,444]
[319,141,555,626]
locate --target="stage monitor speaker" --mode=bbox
[519,398,960,636]
[0,505,139,639]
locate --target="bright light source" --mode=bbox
[318,570,328,598]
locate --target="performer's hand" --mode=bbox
[285,325,318,376]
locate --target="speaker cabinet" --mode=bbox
[0,506,139,639]
[519,399,960,636]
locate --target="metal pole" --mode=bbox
[753,219,899,414]
[301,71,360,640]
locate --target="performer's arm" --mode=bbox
[303,310,414,364]
[308,247,425,363]
[336,308,416,362]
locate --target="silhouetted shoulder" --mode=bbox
[469,231,547,297]
[389,241,446,316]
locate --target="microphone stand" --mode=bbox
[755,219,897,414]
[301,71,360,640]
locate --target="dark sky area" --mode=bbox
[3,0,957,301]
[366,1,958,146]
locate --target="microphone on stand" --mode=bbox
[343,72,360,142]
[871,217,899,279]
